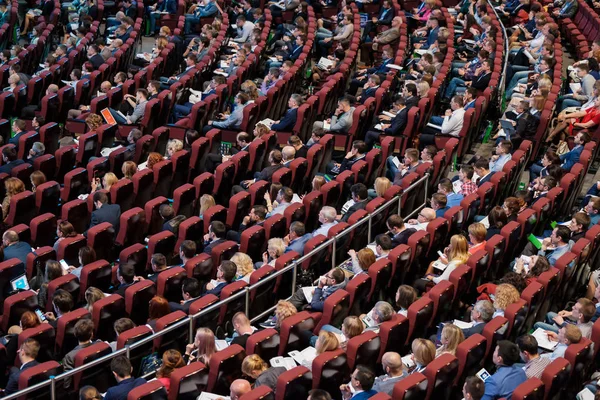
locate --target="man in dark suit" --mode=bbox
[461,299,494,338]
[560,130,589,171]
[4,339,40,395]
[241,150,284,188]
[361,0,395,39]
[159,54,198,90]
[44,289,74,330]
[146,253,169,283]
[271,94,301,132]
[8,119,27,148]
[114,262,137,297]
[326,140,368,177]
[340,366,377,400]
[87,45,105,70]
[2,230,32,267]
[104,356,147,400]
[356,75,380,105]
[365,97,408,149]
[341,184,369,223]
[202,260,237,297]
[87,192,121,235]
[227,205,267,243]
[0,146,24,175]
[284,221,312,256]
[387,215,416,247]
[26,142,45,165]
[202,221,227,255]
[474,158,492,187]
[509,101,540,149]
[170,278,202,313]
[404,83,420,109]
[469,59,493,93]
[349,47,394,96]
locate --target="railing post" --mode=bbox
[367,214,372,243]
[291,262,298,294]
[50,376,56,400]
[126,345,131,359]
[245,288,250,316]
[398,192,403,218]
[189,315,195,343]
[332,238,336,268]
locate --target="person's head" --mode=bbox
[463,376,485,400]
[79,386,102,400]
[217,260,237,283]
[558,324,582,346]
[502,197,522,217]
[241,354,269,379]
[84,287,105,310]
[448,234,469,263]
[496,140,512,156]
[373,177,391,197]
[493,284,520,311]
[267,238,286,259]
[431,192,448,211]
[268,150,283,166]
[372,301,395,324]
[274,300,297,328]
[231,252,253,279]
[157,349,184,379]
[571,212,591,234]
[516,334,540,362]
[355,248,376,272]
[2,230,18,247]
[324,268,346,287]
[471,300,494,323]
[209,221,227,240]
[74,319,94,343]
[338,96,353,112]
[20,311,40,330]
[116,261,135,285]
[396,284,418,310]
[411,338,436,367]
[308,390,332,400]
[493,340,521,367]
[44,260,63,283]
[18,338,40,363]
[319,206,337,224]
[193,327,216,362]
[459,164,475,182]
[574,130,591,146]
[349,366,375,392]
[450,95,464,111]
[417,207,436,223]
[474,157,490,177]
[288,221,306,242]
[404,148,419,165]
[52,289,74,316]
[551,225,571,246]
[57,220,76,239]
[198,194,216,216]
[12,119,25,133]
[440,324,465,354]
[315,331,340,354]
[181,278,201,301]
[586,196,600,218]
[5,177,24,196]
[235,132,251,149]
[374,234,393,257]
[113,318,135,339]
[386,214,405,233]
[111,356,133,381]
[351,183,368,202]
[340,316,364,340]
[148,296,170,321]
[93,191,109,210]
[179,240,196,263]
[573,298,596,324]
[151,253,167,273]
[281,146,296,162]
[167,139,183,157]
[102,172,118,190]
[230,379,252,400]
[122,161,137,179]
[78,246,96,268]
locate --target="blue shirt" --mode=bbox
[446,193,464,208]
[481,365,527,400]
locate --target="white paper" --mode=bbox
[288,347,317,365]
[215,340,229,351]
[570,83,582,93]
[209,279,220,288]
[220,61,230,69]
[453,180,463,194]
[323,121,331,131]
[214,70,228,77]
[270,356,297,370]
[413,49,427,55]
[302,286,317,303]
[62,80,76,87]
[577,388,595,400]
[532,328,558,351]
[480,216,490,229]
[432,260,449,272]
[386,64,403,71]
[382,111,396,118]
[452,320,474,329]
[426,122,442,130]
[259,118,275,127]
[374,123,384,131]
[100,145,123,157]
[391,156,401,169]
[198,393,230,400]
[401,354,415,368]
[317,57,335,69]
[462,39,476,45]
[523,49,534,61]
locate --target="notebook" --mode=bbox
[100,108,117,125]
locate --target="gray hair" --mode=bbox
[474,300,494,322]
[373,301,394,323]
[290,94,303,106]
[320,206,336,222]
[31,142,45,155]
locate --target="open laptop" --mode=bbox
[10,274,30,291]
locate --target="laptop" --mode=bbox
[10,274,30,291]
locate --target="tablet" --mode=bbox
[10,274,30,291]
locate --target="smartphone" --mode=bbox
[35,308,47,322]
[59,259,69,272]
[476,368,491,382]
[437,250,444,258]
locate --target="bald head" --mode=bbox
[2,230,18,245]
[100,81,112,93]
[382,352,403,376]
[230,379,252,400]
[282,146,296,162]
[420,207,436,222]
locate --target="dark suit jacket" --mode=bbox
[4,241,32,268]
[5,360,40,395]
[114,282,134,298]
[104,377,147,400]
[231,333,251,348]
[88,203,121,233]
[169,297,198,313]
[405,96,419,110]
[8,131,26,147]
[471,72,492,91]
[202,238,226,255]
[89,54,105,70]
[341,200,368,222]
[203,281,227,297]
[255,164,284,182]
[271,108,298,131]
[462,321,485,338]
[477,172,492,187]
[384,107,408,136]
[560,145,583,171]
[377,7,394,25]
[390,228,416,247]
[359,87,378,105]
[513,111,540,141]
[351,390,377,400]
[0,159,25,174]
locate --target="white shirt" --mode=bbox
[441,108,466,136]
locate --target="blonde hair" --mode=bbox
[122,161,137,179]
[167,139,183,155]
[412,338,436,366]
[156,36,168,50]
[194,327,216,365]
[267,238,286,258]
[199,194,216,215]
[5,177,24,197]
[274,300,297,328]
[439,324,464,356]
[313,175,326,191]
[468,223,487,243]
[103,172,118,190]
[241,80,259,101]
[493,284,521,311]
[448,235,469,264]
[84,287,106,312]
[374,177,392,197]
[342,316,364,339]
[315,331,340,354]
[417,81,430,98]
[85,114,103,131]
[254,123,269,138]
[241,354,268,377]
[231,252,254,278]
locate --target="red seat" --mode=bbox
[60,167,88,202]
[55,308,90,359]
[72,341,113,393]
[125,280,157,326]
[346,330,380,371]
[80,260,113,298]
[133,169,155,207]
[312,289,350,333]
[156,266,187,303]
[239,225,266,263]
[35,181,60,216]
[119,243,148,278]
[227,191,252,229]
[406,296,434,345]
[168,362,209,400]
[61,199,89,234]
[144,196,169,235]
[173,183,196,218]
[46,273,80,312]
[541,357,571,400]
[116,207,146,247]
[218,281,248,325]
[482,316,509,364]
[279,311,318,356]
[454,333,486,387]
[210,241,239,268]
[153,310,188,354]
[147,230,177,268]
[511,378,545,400]
[245,328,280,361]
[392,372,428,400]
[86,222,116,262]
[4,190,36,227]
[117,325,154,377]
[311,348,349,396]
[240,386,273,400]
[423,353,459,399]
[275,366,312,400]
[29,213,57,248]
[207,344,246,394]
[91,294,125,341]
[18,361,63,399]
[127,380,168,400]
[110,178,135,212]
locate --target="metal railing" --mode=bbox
[487,0,510,99]
[3,173,430,400]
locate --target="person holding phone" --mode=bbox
[415,235,470,293]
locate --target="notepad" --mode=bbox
[402,354,415,368]
[570,82,582,93]
[215,340,229,351]
[317,57,335,69]
[288,347,317,365]
[198,392,230,400]
[382,111,397,118]
[258,118,275,127]
[362,310,377,327]
[385,63,403,71]
[532,327,558,351]
[452,320,474,329]
[302,286,317,303]
[270,356,297,370]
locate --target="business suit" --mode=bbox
[8,131,26,148]
[104,377,148,400]
[63,342,96,388]
[203,281,227,297]
[4,360,40,395]
[88,203,121,234]
[560,145,583,171]
[4,241,33,267]
[271,108,298,131]
[89,54,105,70]
[362,7,395,39]
[350,390,377,400]
[342,200,368,223]
[202,238,226,255]
[169,297,200,313]
[477,172,492,187]
[462,321,486,338]
[285,233,312,256]
[254,164,284,183]
[365,107,408,148]
[471,72,492,92]
[350,59,392,94]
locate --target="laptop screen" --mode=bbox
[10,274,30,291]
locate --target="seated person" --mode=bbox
[515,334,552,379]
[340,366,377,400]
[241,355,286,391]
[202,221,227,254]
[418,95,466,150]
[482,341,527,400]
[62,319,97,389]
[340,183,369,223]
[3,339,40,395]
[461,300,495,338]
[202,261,236,297]
[145,254,169,283]
[533,297,595,338]
[104,356,147,400]
[108,88,148,125]
[0,146,25,174]
[405,207,436,230]
[387,215,417,247]
[372,352,407,395]
[312,96,355,134]
[326,140,368,177]
[44,289,75,329]
[438,178,464,208]
[364,97,409,150]
[431,192,450,218]
[540,324,582,360]
[521,225,572,266]
[229,312,258,348]
[387,148,421,184]
[170,278,202,313]
[416,234,469,290]
[203,92,250,134]
[270,94,301,132]
[313,206,339,237]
